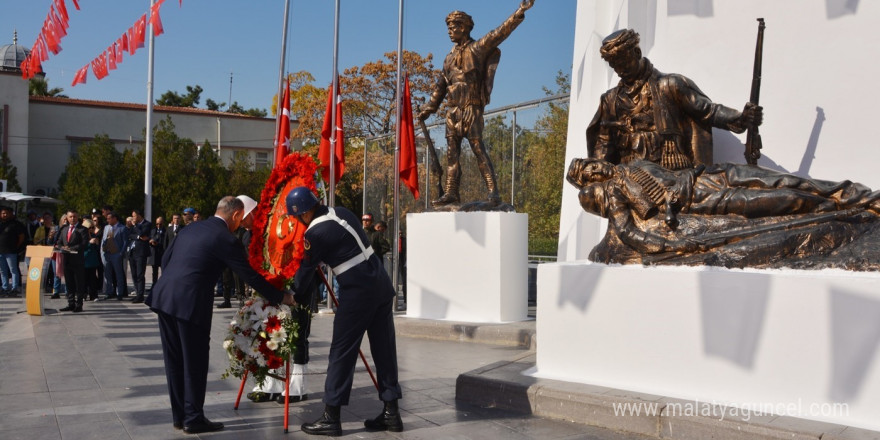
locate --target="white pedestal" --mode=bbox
[406,212,528,323]
[535,262,880,431]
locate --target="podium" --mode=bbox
[24,245,54,316]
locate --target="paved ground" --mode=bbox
[0,285,650,440]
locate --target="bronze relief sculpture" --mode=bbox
[419,0,535,212]
[587,29,763,170]
[572,25,880,271]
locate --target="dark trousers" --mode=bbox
[324,292,401,406]
[221,268,244,304]
[151,263,161,287]
[63,255,86,307]
[85,266,101,299]
[103,256,126,298]
[157,311,211,426]
[129,256,147,299]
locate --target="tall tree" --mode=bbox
[156,85,203,107]
[29,77,67,98]
[0,151,22,192]
[227,151,271,200]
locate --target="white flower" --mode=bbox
[266,340,278,351]
[223,340,233,350]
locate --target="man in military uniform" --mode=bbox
[419,0,535,206]
[588,29,763,170]
[286,187,402,436]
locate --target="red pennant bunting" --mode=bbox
[71,65,88,86]
[72,0,80,10]
[107,45,117,70]
[150,1,164,36]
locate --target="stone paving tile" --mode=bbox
[0,286,651,440]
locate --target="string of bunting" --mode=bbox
[72,0,174,87]
[19,0,80,80]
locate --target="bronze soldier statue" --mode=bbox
[419,0,535,207]
[588,29,763,170]
[567,157,880,259]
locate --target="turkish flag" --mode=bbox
[55,0,68,23]
[274,79,291,168]
[318,77,345,185]
[399,74,419,199]
[149,0,165,36]
[72,0,80,10]
[71,65,87,86]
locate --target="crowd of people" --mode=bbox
[0,204,206,312]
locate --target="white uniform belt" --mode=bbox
[307,208,374,275]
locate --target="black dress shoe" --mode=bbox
[302,405,342,436]
[132,297,144,304]
[59,305,75,312]
[50,294,60,299]
[216,301,232,309]
[183,418,224,434]
[364,400,403,432]
[73,306,83,313]
[276,394,307,404]
[173,421,183,430]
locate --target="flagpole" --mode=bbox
[273,0,291,167]
[392,0,404,310]
[145,0,156,221]
[329,0,340,208]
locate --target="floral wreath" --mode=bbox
[223,152,321,386]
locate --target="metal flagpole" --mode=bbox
[329,0,340,208]
[392,0,404,310]
[144,0,156,221]
[273,0,291,167]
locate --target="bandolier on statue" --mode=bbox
[587,29,763,170]
[419,0,535,209]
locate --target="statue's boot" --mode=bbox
[480,164,501,204]
[433,168,460,206]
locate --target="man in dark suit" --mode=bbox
[127,209,153,303]
[286,187,403,436]
[148,216,167,289]
[55,209,89,312]
[146,196,295,434]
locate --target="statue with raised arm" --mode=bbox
[566,157,880,270]
[419,0,535,210]
[588,29,763,170]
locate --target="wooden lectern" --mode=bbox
[25,245,55,316]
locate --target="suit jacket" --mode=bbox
[56,222,90,263]
[149,226,167,265]
[127,219,153,259]
[101,222,128,264]
[164,223,183,249]
[146,216,285,328]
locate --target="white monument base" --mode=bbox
[406,211,528,323]
[535,262,880,431]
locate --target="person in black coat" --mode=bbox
[127,210,153,303]
[286,187,403,437]
[146,196,296,434]
[55,210,90,312]
[148,216,167,288]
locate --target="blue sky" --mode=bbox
[2,0,576,114]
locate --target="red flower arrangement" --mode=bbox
[247,153,320,289]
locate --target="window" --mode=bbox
[255,151,270,169]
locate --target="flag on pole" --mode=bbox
[399,74,419,199]
[71,65,87,86]
[318,78,345,184]
[274,78,291,168]
[150,0,165,36]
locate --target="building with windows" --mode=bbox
[0,36,296,196]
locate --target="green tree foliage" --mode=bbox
[28,77,67,98]
[57,134,135,214]
[156,85,203,107]
[520,72,570,254]
[0,151,22,192]
[227,152,271,200]
[227,102,267,118]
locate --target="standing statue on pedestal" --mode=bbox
[588,29,763,169]
[419,0,535,211]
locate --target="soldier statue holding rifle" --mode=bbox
[587,28,764,170]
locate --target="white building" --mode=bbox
[0,35,296,196]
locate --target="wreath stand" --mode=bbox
[232,268,379,433]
